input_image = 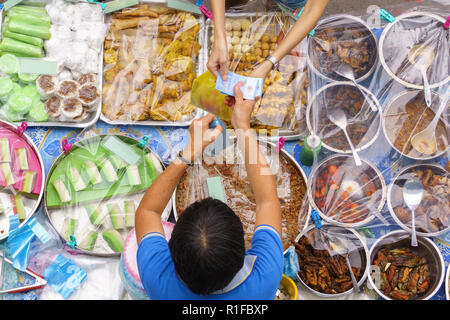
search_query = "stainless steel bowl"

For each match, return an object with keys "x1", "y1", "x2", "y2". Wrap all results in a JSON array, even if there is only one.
[
  {"x1": 306, "y1": 14, "x2": 378, "y2": 83},
  {"x1": 368, "y1": 230, "x2": 445, "y2": 300},
  {"x1": 378, "y1": 11, "x2": 450, "y2": 90},
  {"x1": 446, "y1": 262, "x2": 449, "y2": 300},
  {"x1": 382, "y1": 89, "x2": 450, "y2": 161},
  {"x1": 306, "y1": 81, "x2": 382, "y2": 154},
  {"x1": 0, "y1": 120, "x2": 45, "y2": 241},
  {"x1": 387, "y1": 163, "x2": 450, "y2": 237},
  {"x1": 307, "y1": 154, "x2": 387, "y2": 228},
  {"x1": 293, "y1": 223, "x2": 370, "y2": 298},
  {"x1": 43, "y1": 134, "x2": 171, "y2": 257}
]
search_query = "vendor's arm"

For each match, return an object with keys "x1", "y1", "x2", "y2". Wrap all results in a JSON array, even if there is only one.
[
  {"x1": 230, "y1": 83, "x2": 282, "y2": 234},
  {"x1": 207, "y1": 0, "x2": 229, "y2": 80},
  {"x1": 250, "y1": 0, "x2": 329, "y2": 79},
  {"x1": 135, "y1": 114, "x2": 223, "y2": 244}
]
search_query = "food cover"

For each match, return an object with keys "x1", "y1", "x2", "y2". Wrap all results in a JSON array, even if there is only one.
[
  {"x1": 292, "y1": 223, "x2": 369, "y2": 297},
  {"x1": 174, "y1": 138, "x2": 309, "y2": 250},
  {"x1": 207, "y1": 12, "x2": 309, "y2": 136},
  {"x1": 368, "y1": 230, "x2": 445, "y2": 300},
  {"x1": 44, "y1": 128, "x2": 170, "y2": 256},
  {"x1": 101, "y1": 4, "x2": 203, "y2": 123},
  {"x1": 0, "y1": 120, "x2": 44, "y2": 240}
]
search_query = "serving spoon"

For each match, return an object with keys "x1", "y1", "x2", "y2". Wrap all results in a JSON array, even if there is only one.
[
  {"x1": 328, "y1": 108, "x2": 362, "y2": 166},
  {"x1": 334, "y1": 64, "x2": 378, "y2": 112},
  {"x1": 407, "y1": 44, "x2": 435, "y2": 107},
  {"x1": 402, "y1": 179, "x2": 424, "y2": 247},
  {"x1": 410, "y1": 91, "x2": 449, "y2": 155}
]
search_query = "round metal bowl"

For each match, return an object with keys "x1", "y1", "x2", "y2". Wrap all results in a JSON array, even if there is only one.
[
  {"x1": 368, "y1": 230, "x2": 445, "y2": 300},
  {"x1": 43, "y1": 134, "x2": 171, "y2": 257},
  {"x1": 382, "y1": 89, "x2": 449, "y2": 161},
  {"x1": 293, "y1": 223, "x2": 370, "y2": 298},
  {"x1": 306, "y1": 14, "x2": 378, "y2": 83},
  {"x1": 445, "y1": 262, "x2": 449, "y2": 300},
  {"x1": 306, "y1": 81, "x2": 382, "y2": 154},
  {"x1": 378, "y1": 11, "x2": 450, "y2": 90},
  {"x1": 0, "y1": 120, "x2": 45, "y2": 241},
  {"x1": 307, "y1": 154, "x2": 387, "y2": 228},
  {"x1": 387, "y1": 163, "x2": 450, "y2": 237}
]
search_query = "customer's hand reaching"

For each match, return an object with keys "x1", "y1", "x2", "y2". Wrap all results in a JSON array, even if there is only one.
[{"x1": 228, "y1": 82, "x2": 256, "y2": 131}]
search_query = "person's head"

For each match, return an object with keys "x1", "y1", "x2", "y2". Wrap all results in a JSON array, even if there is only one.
[{"x1": 169, "y1": 198, "x2": 245, "y2": 295}]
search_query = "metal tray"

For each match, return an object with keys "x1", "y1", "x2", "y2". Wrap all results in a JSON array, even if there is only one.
[
  {"x1": 0, "y1": 119, "x2": 45, "y2": 241},
  {"x1": 43, "y1": 134, "x2": 172, "y2": 257},
  {"x1": 0, "y1": 3, "x2": 104, "y2": 128},
  {"x1": 100, "y1": 7, "x2": 207, "y2": 127},
  {"x1": 204, "y1": 12, "x2": 308, "y2": 141}
]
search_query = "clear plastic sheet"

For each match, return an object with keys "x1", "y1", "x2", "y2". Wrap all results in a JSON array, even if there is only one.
[
  {"x1": 207, "y1": 12, "x2": 309, "y2": 135},
  {"x1": 0, "y1": 119, "x2": 44, "y2": 240},
  {"x1": 101, "y1": 3, "x2": 203, "y2": 123},
  {"x1": 297, "y1": 4, "x2": 449, "y2": 300},
  {"x1": 43, "y1": 126, "x2": 169, "y2": 256},
  {"x1": 174, "y1": 138, "x2": 309, "y2": 251}
]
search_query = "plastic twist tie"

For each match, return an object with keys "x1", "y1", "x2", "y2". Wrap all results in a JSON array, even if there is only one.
[
  {"x1": 380, "y1": 9, "x2": 395, "y2": 23},
  {"x1": 66, "y1": 234, "x2": 77, "y2": 249},
  {"x1": 444, "y1": 16, "x2": 450, "y2": 30},
  {"x1": 138, "y1": 135, "x2": 149, "y2": 148},
  {"x1": 87, "y1": 0, "x2": 106, "y2": 10},
  {"x1": 311, "y1": 210, "x2": 322, "y2": 229},
  {"x1": 61, "y1": 139, "x2": 72, "y2": 154},
  {"x1": 276, "y1": 137, "x2": 286, "y2": 153}
]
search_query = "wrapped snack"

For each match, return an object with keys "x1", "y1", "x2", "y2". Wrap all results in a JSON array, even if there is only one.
[
  {"x1": 15, "y1": 147, "x2": 29, "y2": 170},
  {"x1": 20, "y1": 171, "x2": 36, "y2": 193},
  {"x1": 56, "y1": 80, "x2": 79, "y2": 99},
  {"x1": 84, "y1": 160, "x2": 102, "y2": 185},
  {"x1": 60, "y1": 97, "x2": 83, "y2": 119},
  {"x1": 28, "y1": 100, "x2": 50, "y2": 122},
  {"x1": 7, "y1": 92, "x2": 33, "y2": 115},
  {"x1": 103, "y1": 229, "x2": 124, "y2": 253},
  {"x1": 107, "y1": 203, "x2": 125, "y2": 230},
  {"x1": 79, "y1": 231, "x2": 98, "y2": 251},
  {"x1": 12, "y1": 193, "x2": 26, "y2": 220},
  {"x1": 68, "y1": 167, "x2": 86, "y2": 192},
  {"x1": 85, "y1": 205, "x2": 105, "y2": 226},
  {"x1": 124, "y1": 200, "x2": 135, "y2": 228},
  {"x1": 0, "y1": 77, "x2": 14, "y2": 103},
  {"x1": 77, "y1": 73, "x2": 96, "y2": 86},
  {"x1": 78, "y1": 83, "x2": 99, "y2": 110},
  {"x1": 2, "y1": 30, "x2": 43, "y2": 48},
  {"x1": 52, "y1": 178, "x2": 71, "y2": 203},
  {"x1": 0, "y1": 37, "x2": 43, "y2": 57},
  {"x1": 6, "y1": 20, "x2": 50, "y2": 40},
  {"x1": 0, "y1": 163, "x2": 15, "y2": 185},
  {"x1": 0, "y1": 54, "x2": 19, "y2": 75},
  {"x1": 61, "y1": 217, "x2": 77, "y2": 239},
  {"x1": 100, "y1": 159, "x2": 119, "y2": 183},
  {"x1": 125, "y1": 165, "x2": 141, "y2": 186},
  {"x1": 0, "y1": 138, "x2": 11, "y2": 162},
  {"x1": 36, "y1": 75, "x2": 58, "y2": 99}
]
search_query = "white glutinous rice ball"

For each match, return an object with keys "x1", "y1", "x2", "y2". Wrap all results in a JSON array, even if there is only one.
[{"x1": 58, "y1": 69, "x2": 73, "y2": 82}]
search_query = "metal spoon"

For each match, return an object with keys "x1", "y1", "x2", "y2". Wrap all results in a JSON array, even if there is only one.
[
  {"x1": 408, "y1": 44, "x2": 435, "y2": 107},
  {"x1": 410, "y1": 91, "x2": 449, "y2": 155},
  {"x1": 402, "y1": 179, "x2": 424, "y2": 247},
  {"x1": 334, "y1": 64, "x2": 378, "y2": 112},
  {"x1": 328, "y1": 108, "x2": 362, "y2": 166},
  {"x1": 326, "y1": 234, "x2": 360, "y2": 293}
]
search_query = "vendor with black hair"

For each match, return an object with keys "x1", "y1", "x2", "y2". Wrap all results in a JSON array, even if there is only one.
[{"x1": 135, "y1": 82, "x2": 283, "y2": 300}]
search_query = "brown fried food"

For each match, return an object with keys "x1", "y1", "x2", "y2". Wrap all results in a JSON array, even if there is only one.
[{"x1": 111, "y1": 17, "x2": 150, "y2": 31}]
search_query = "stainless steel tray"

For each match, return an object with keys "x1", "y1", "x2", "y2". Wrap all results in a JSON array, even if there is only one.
[
  {"x1": 204, "y1": 12, "x2": 308, "y2": 141},
  {"x1": 0, "y1": 3, "x2": 104, "y2": 128},
  {"x1": 100, "y1": 7, "x2": 207, "y2": 127},
  {"x1": 0, "y1": 119, "x2": 45, "y2": 241},
  {"x1": 43, "y1": 134, "x2": 172, "y2": 257}
]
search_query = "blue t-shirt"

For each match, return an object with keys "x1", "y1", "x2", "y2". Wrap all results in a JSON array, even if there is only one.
[
  {"x1": 274, "y1": 0, "x2": 307, "y2": 10},
  {"x1": 136, "y1": 224, "x2": 284, "y2": 300}
]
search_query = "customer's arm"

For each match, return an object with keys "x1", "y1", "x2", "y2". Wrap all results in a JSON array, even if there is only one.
[
  {"x1": 231, "y1": 83, "x2": 282, "y2": 234},
  {"x1": 250, "y1": 0, "x2": 329, "y2": 79},
  {"x1": 207, "y1": 0, "x2": 228, "y2": 80},
  {"x1": 135, "y1": 114, "x2": 223, "y2": 244}
]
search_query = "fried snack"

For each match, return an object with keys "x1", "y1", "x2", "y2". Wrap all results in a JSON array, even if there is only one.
[
  {"x1": 373, "y1": 247, "x2": 430, "y2": 300},
  {"x1": 110, "y1": 17, "x2": 150, "y2": 31},
  {"x1": 115, "y1": 4, "x2": 158, "y2": 18},
  {"x1": 293, "y1": 231, "x2": 363, "y2": 294}
]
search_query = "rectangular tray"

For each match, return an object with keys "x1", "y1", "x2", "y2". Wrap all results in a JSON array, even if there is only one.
[
  {"x1": 0, "y1": 3, "x2": 104, "y2": 129},
  {"x1": 205, "y1": 12, "x2": 309, "y2": 141},
  {"x1": 100, "y1": 3, "x2": 207, "y2": 127}
]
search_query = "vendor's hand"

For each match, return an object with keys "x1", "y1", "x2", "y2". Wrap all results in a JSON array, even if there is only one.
[
  {"x1": 181, "y1": 113, "x2": 223, "y2": 162},
  {"x1": 207, "y1": 38, "x2": 229, "y2": 81},
  {"x1": 249, "y1": 60, "x2": 272, "y2": 79},
  {"x1": 229, "y1": 82, "x2": 256, "y2": 131}
]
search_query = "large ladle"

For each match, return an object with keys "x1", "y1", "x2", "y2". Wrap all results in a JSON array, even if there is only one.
[
  {"x1": 407, "y1": 44, "x2": 435, "y2": 107},
  {"x1": 410, "y1": 91, "x2": 449, "y2": 155}
]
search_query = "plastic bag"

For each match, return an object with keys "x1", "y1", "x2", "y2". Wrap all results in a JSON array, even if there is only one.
[
  {"x1": 174, "y1": 137, "x2": 309, "y2": 251},
  {"x1": 298, "y1": 5, "x2": 449, "y2": 300},
  {"x1": 102, "y1": 3, "x2": 203, "y2": 123},
  {"x1": 0, "y1": 119, "x2": 44, "y2": 241},
  {"x1": 43, "y1": 125, "x2": 170, "y2": 256},
  {"x1": 207, "y1": 11, "x2": 309, "y2": 136}
]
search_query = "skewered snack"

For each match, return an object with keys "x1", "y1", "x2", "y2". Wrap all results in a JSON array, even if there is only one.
[
  {"x1": 373, "y1": 247, "x2": 430, "y2": 300},
  {"x1": 102, "y1": 5, "x2": 201, "y2": 122},
  {"x1": 293, "y1": 229, "x2": 364, "y2": 294}
]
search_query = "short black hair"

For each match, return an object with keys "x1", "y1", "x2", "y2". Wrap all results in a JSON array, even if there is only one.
[{"x1": 169, "y1": 198, "x2": 245, "y2": 295}]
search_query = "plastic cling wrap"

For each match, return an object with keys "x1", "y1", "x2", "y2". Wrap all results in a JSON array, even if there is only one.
[
  {"x1": 299, "y1": 6, "x2": 449, "y2": 300},
  {"x1": 44, "y1": 129, "x2": 170, "y2": 256},
  {"x1": 0, "y1": 119, "x2": 45, "y2": 240},
  {"x1": 174, "y1": 138, "x2": 309, "y2": 250},
  {"x1": 207, "y1": 12, "x2": 309, "y2": 137},
  {"x1": 101, "y1": 4, "x2": 204, "y2": 123}
]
